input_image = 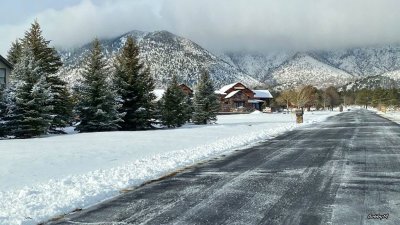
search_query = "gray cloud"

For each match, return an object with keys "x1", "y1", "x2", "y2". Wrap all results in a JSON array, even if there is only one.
[
  {"x1": 1, "y1": 0, "x2": 400, "y2": 55},
  {"x1": 163, "y1": 0, "x2": 400, "y2": 52}
]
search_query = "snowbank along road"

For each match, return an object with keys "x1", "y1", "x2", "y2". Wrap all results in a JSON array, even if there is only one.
[{"x1": 49, "y1": 109, "x2": 400, "y2": 225}]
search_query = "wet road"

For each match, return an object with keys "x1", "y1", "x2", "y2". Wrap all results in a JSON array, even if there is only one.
[{"x1": 50, "y1": 110, "x2": 400, "y2": 225}]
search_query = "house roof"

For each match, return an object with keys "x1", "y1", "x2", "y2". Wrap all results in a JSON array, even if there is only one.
[
  {"x1": 224, "y1": 90, "x2": 241, "y2": 99},
  {"x1": 214, "y1": 90, "x2": 227, "y2": 95},
  {"x1": 219, "y1": 82, "x2": 241, "y2": 93},
  {"x1": 179, "y1": 83, "x2": 193, "y2": 92},
  {"x1": 253, "y1": 90, "x2": 273, "y2": 98},
  {"x1": 0, "y1": 55, "x2": 13, "y2": 69}
]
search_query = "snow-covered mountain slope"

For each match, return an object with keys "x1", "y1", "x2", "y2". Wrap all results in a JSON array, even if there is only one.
[
  {"x1": 222, "y1": 51, "x2": 295, "y2": 83},
  {"x1": 268, "y1": 53, "x2": 355, "y2": 89},
  {"x1": 59, "y1": 29, "x2": 400, "y2": 90},
  {"x1": 382, "y1": 70, "x2": 400, "y2": 81},
  {"x1": 315, "y1": 46, "x2": 400, "y2": 76},
  {"x1": 223, "y1": 45, "x2": 400, "y2": 90},
  {"x1": 340, "y1": 75, "x2": 400, "y2": 91},
  {"x1": 58, "y1": 30, "x2": 261, "y2": 89}
]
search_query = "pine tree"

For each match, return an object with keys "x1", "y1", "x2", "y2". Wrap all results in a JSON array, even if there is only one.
[
  {"x1": 0, "y1": 89, "x2": 6, "y2": 137},
  {"x1": 114, "y1": 36, "x2": 156, "y2": 130},
  {"x1": 45, "y1": 72, "x2": 72, "y2": 130},
  {"x1": 160, "y1": 75, "x2": 188, "y2": 128},
  {"x1": 3, "y1": 49, "x2": 52, "y2": 138},
  {"x1": 385, "y1": 88, "x2": 399, "y2": 107},
  {"x1": 75, "y1": 39, "x2": 121, "y2": 132},
  {"x1": 0, "y1": 83, "x2": 17, "y2": 137},
  {"x1": 7, "y1": 39, "x2": 23, "y2": 65},
  {"x1": 371, "y1": 88, "x2": 385, "y2": 107},
  {"x1": 22, "y1": 20, "x2": 63, "y2": 74},
  {"x1": 192, "y1": 71, "x2": 219, "y2": 124},
  {"x1": 355, "y1": 89, "x2": 370, "y2": 108},
  {"x1": 22, "y1": 20, "x2": 72, "y2": 129},
  {"x1": 183, "y1": 95, "x2": 194, "y2": 122}
]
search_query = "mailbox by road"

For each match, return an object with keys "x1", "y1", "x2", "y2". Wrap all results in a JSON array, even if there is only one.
[{"x1": 295, "y1": 109, "x2": 304, "y2": 123}]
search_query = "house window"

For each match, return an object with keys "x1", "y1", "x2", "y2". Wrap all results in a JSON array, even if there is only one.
[
  {"x1": 235, "y1": 101, "x2": 244, "y2": 108},
  {"x1": 0, "y1": 69, "x2": 5, "y2": 85}
]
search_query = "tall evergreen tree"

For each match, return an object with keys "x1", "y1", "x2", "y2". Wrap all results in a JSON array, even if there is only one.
[
  {"x1": 371, "y1": 88, "x2": 385, "y2": 107},
  {"x1": 22, "y1": 20, "x2": 63, "y2": 74},
  {"x1": 0, "y1": 89, "x2": 6, "y2": 137},
  {"x1": 3, "y1": 50, "x2": 52, "y2": 138},
  {"x1": 75, "y1": 39, "x2": 121, "y2": 132},
  {"x1": 183, "y1": 94, "x2": 194, "y2": 122},
  {"x1": 385, "y1": 88, "x2": 399, "y2": 107},
  {"x1": 355, "y1": 89, "x2": 370, "y2": 108},
  {"x1": 160, "y1": 75, "x2": 188, "y2": 128},
  {"x1": 22, "y1": 20, "x2": 72, "y2": 129},
  {"x1": 114, "y1": 36, "x2": 156, "y2": 130},
  {"x1": 7, "y1": 39, "x2": 23, "y2": 65},
  {"x1": 192, "y1": 71, "x2": 219, "y2": 124}
]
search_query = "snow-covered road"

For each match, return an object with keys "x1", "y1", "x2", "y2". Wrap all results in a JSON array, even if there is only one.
[
  {"x1": 50, "y1": 110, "x2": 400, "y2": 225},
  {"x1": 0, "y1": 111, "x2": 338, "y2": 225}
]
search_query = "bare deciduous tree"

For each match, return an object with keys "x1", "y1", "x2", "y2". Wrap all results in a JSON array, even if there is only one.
[
  {"x1": 276, "y1": 89, "x2": 296, "y2": 110},
  {"x1": 324, "y1": 86, "x2": 340, "y2": 110},
  {"x1": 294, "y1": 85, "x2": 318, "y2": 110}
]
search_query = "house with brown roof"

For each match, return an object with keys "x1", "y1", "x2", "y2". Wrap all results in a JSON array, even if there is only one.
[
  {"x1": 215, "y1": 82, "x2": 273, "y2": 112},
  {"x1": 152, "y1": 84, "x2": 193, "y2": 102},
  {"x1": 179, "y1": 84, "x2": 193, "y2": 97},
  {"x1": 0, "y1": 55, "x2": 13, "y2": 89}
]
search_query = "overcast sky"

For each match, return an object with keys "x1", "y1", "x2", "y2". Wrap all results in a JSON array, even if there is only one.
[{"x1": 1, "y1": 0, "x2": 400, "y2": 55}]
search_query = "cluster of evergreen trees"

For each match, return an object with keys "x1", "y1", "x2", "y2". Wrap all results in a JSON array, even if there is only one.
[
  {"x1": 0, "y1": 21, "x2": 72, "y2": 138},
  {"x1": 274, "y1": 85, "x2": 400, "y2": 111},
  {"x1": 343, "y1": 88, "x2": 400, "y2": 109},
  {"x1": 0, "y1": 21, "x2": 219, "y2": 139},
  {"x1": 159, "y1": 71, "x2": 218, "y2": 128}
]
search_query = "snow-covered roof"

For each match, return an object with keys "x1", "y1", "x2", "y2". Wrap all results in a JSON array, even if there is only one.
[
  {"x1": 225, "y1": 90, "x2": 240, "y2": 99},
  {"x1": 214, "y1": 90, "x2": 227, "y2": 95},
  {"x1": 248, "y1": 99, "x2": 264, "y2": 103},
  {"x1": 253, "y1": 90, "x2": 273, "y2": 98},
  {"x1": 152, "y1": 89, "x2": 165, "y2": 101},
  {"x1": 219, "y1": 82, "x2": 241, "y2": 93}
]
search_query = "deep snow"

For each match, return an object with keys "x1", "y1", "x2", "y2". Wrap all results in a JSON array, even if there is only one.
[{"x1": 0, "y1": 111, "x2": 339, "y2": 225}]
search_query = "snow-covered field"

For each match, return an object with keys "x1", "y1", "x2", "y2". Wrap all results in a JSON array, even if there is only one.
[
  {"x1": 377, "y1": 110, "x2": 400, "y2": 123},
  {"x1": 0, "y1": 111, "x2": 340, "y2": 225}
]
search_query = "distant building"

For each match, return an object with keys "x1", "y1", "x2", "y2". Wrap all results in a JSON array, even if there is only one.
[
  {"x1": 152, "y1": 84, "x2": 193, "y2": 102},
  {"x1": 179, "y1": 84, "x2": 193, "y2": 97},
  {"x1": 0, "y1": 55, "x2": 13, "y2": 89},
  {"x1": 253, "y1": 90, "x2": 273, "y2": 109},
  {"x1": 215, "y1": 82, "x2": 273, "y2": 112}
]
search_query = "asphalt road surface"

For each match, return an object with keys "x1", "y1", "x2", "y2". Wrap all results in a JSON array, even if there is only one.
[{"x1": 50, "y1": 110, "x2": 400, "y2": 225}]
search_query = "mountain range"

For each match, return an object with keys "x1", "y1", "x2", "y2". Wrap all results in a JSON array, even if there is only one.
[{"x1": 58, "y1": 30, "x2": 400, "y2": 91}]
